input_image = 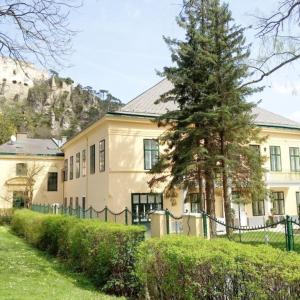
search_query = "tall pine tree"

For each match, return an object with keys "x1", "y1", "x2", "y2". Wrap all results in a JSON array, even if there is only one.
[{"x1": 149, "y1": 0, "x2": 266, "y2": 234}]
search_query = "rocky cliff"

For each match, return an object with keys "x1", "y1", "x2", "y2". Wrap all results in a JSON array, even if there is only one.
[{"x1": 0, "y1": 58, "x2": 123, "y2": 139}]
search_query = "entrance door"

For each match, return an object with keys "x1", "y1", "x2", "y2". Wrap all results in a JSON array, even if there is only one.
[
  {"x1": 131, "y1": 193, "x2": 163, "y2": 224},
  {"x1": 13, "y1": 191, "x2": 28, "y2": 208}
]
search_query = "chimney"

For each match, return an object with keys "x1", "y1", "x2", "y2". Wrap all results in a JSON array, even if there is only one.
[{"x1": 16, "y1": 133, "x2": 28, "y2": 140}]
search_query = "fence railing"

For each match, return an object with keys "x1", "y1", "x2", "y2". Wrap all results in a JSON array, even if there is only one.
[
  {"x1": 158, "y1": 209, "x2": 300, "y2": 253},
  {"x1": 31, "y1": 204, "x2": 132, "y2": 225}
]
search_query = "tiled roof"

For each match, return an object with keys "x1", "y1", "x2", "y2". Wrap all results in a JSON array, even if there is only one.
[
  {"x1": 0, "y1": 137, "x2": 63, "y2": 156},
  {"x1": 121, "y1": 79, "x2": 300, "y2": 129}
]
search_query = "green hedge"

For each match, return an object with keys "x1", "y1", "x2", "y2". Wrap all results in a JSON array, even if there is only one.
[
  {"x1": 11, "y1": 210, "x2": 145, "y2": 297},
  {"x1": 136, "y1": 235, "x2": 300, "y2": 299},
  {"x1": 0, "y1": 208, "x2": 13, "y2": 225}
]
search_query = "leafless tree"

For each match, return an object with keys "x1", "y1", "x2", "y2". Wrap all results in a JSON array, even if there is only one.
[
  {"x1": 24, "y1": 162, "x2": 44, "y2": 208},
  {"x1": 243, "y1": 0, "x2": 300, "y2": 87},
  {"x1": 0, "y1": 0, "x2": 80, "y2": 68}
]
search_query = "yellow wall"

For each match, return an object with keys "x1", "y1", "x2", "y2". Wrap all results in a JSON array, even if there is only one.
[
  {"x1": 62, "y1": 116, "x2": 300, "y2": 221},
  {"x1": 0, "y1": 155, "x2": 64, "y2": 208}
]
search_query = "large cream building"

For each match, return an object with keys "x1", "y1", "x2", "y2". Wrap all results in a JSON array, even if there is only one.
[{"x1": 1, "y1": 79, "x2": 300, "y2": 226}]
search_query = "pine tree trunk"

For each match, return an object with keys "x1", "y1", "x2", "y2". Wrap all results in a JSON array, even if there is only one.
[
  {"x1": 220, "y1": 132, "x2": 233, "y2": 235},
  {"x1": 205, "y1": 168, "x2": 216, "y2": 236}
]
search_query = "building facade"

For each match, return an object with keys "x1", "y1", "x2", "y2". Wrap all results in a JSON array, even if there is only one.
[
  {"x1": 1, "y1": 79, "x2": 300, "y2": 226},
  {"x1": 0, "y1": 133, "x2": 64, "y2": 208}
]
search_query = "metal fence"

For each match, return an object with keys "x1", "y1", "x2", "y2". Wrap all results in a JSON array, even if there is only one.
[
  {"x1": 160, "y1": 209, "x2": 300, "y2": 253},
  {"x1": 31, "y1": 204, "x2": 133, "y2": 225}
]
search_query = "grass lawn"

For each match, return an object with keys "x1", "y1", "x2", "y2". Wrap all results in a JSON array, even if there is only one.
[
  {"x1": 228, "y1": 231, "x2": 300, "y2": 253},
  {"x1": 0, "y1": 226, "x2": 123, "y2": 300}
]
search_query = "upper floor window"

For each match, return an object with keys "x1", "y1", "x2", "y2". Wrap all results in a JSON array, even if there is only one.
[
  {"x1": 270, "y1": 146, "x2": 282, "y2": 171},
  {"x1": 16, "y1": 163, "x2": 27, "y2": 176},
  {"x1": 144, "y1": 139, "x2": 159, "y2": 170},
  {"x1": 290, "y1": 147, "x2": 300, "y2": 172},
  {"x1": 70, "y1": 156, "x2": 74, "y2": 180},
  {"x1": 47, "y1": 172, "x2": 58, "y2": 191},
  {"x1": 99, "y1": 139, "x2": 105, "y2": 172},
  {"x1": 90, "y1": 144, "x2": 95, "y2": 174},
  {"x1": 64, "y1": 159, "x2": 68, "y2": 181},
  {"x1": 252, "y1": 199, "x2": 265, "y2": 216},
  {"x1": 82, "y1": 149, "x2": 87, "y2": 177},
  {"x1": 250, "y1": 144, "x2": 260, "y2": 156},
  {"x1": 272, "y1": 191, "x2": 285, "y2": 215},
  {"x1": 76, "y1": 152, "x2": 80, "y2": 178}
]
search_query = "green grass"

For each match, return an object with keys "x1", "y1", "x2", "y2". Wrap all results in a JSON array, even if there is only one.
[
  {"x1": 0, "y1": 226, "x2": 123, "y2": 300},
  {"x1": 228, "y1": 231, "x2": 300, "y2": 253}
]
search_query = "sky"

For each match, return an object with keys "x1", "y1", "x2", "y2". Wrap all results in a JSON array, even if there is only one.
[{"x1": 57, "y1": 0, "x2": 300, "y2": 122}]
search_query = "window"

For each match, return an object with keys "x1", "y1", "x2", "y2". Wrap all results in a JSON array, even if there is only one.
[
  {"x1": 47, "y1": 172, "x2": 58, "y2": 191},
  {"x1": 16, "y1": 163, "x2": 27, "y2": 176},
  {"x1": 144, "y1": 139, "x2": 159, "y2": 170},
  {"x1": 70, "y1": 197, "x2": 73, "y2": 208},
  {"x1": 252, "y1": 199, "x2": 265, "y2": 216},
  {"x1": 64, "y1": 159, "x2": 68, "y2": 181},
  {"x1": 82, "y1": 150, "x2": 87, "y2": 177},
  {"x1": 13, "y1": 191, "x2": 28, "y2": 208},
  {"x1": 272, "y1": 191, "x2": 285, "y2": 215},
  {"x1": 82, "y1": 197, "x2": 86, "y2": 210},
  {"x1": 99, "y1": 140, "x2": 105, "y2": 172},
  {"x1": 186, "y1": 193, "x2": 205, "y2": 213},
  {"x1": 64, "y1": 197, "x2": 67, "y2": 207},
  {"x1": 90, "y1": 145, "x2": 95, "y2": 174},
  {"x1": 290, "y1": 147, "x2": 300, "y2": 172},
  {"x1": 70, "y1": 156, "x2": 74, "y2": 180},
  {"x1": 250, "y1": 144, "x2": 260, "y2": 155},
  {"x1": 75, "y1": 197, "x2": 79, "y2": 209},
  {"x1": 76, "y1": 152, "x2": 80, "y2": 178},
  {"x1": 131, "y1": 193, "x2": 163, "y2": 224},
  {"x1": 296, "y1": 192, "x2": 300, "y2": 216},
  {"x1": 270, "y1": 146, "x2": 282, "y2": 171}
]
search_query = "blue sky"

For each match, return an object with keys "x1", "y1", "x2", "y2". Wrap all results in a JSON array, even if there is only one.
[{"x1": 58, "y1": 0, "x2": 300, "y2": 121}]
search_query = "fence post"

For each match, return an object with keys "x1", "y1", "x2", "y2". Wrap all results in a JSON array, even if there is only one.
[
  {"x1": 285, "y1": 215, "x2": 294, "y2": 251},
  {"x1": 105, "y1": 206, "x2": 108, "y2": 222},
  {"x1": 165, "y1": 209, "x2": 170, "y2": 234},
  {"x1": 202, "y1": 212, "x2": 208, "y2": 238},
  {"x1": 125, "y1": 207, "x2": 128, "y2": 225},
  {"x1": 89, "y1": 206, "x2": 93, "y2": 219}
]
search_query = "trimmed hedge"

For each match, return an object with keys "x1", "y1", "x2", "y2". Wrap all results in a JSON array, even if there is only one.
[
  {"x1": 0, "y1": 208, "x2": 13, "y2": 225},
  {"x1": 136, "y1": 235, "x2": 300, "y2": 299},
  {"x1": 11, "y1": 210, "x2": 145, "y2": 297}
]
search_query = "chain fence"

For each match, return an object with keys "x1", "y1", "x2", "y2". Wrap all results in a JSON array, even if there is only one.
[
  {"x1": 31, "y1": 204, "x2": 132, "y2": 225},
  {"x1": 159, "y1": 209, "x2": 300, "y2": 253}
]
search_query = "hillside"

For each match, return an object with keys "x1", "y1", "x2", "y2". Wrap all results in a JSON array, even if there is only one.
[{"x1": 0, "y1": 58, "x2": 123, "y2": 140}]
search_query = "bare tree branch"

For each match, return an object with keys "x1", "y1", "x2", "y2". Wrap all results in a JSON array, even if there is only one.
[{"x1": 0, "y1": 0, "x2": 81, "y2": 68}]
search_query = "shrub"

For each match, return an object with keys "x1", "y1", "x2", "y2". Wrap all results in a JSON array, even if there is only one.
[
  {"x1": 0, "y1": 208, "x2": 13, "y2": 225},
  {"x1": 11, "y1": 210, "x2": 145, "y2": 297},
  {"x1": 136, "y1": 235, "x2": 300, "y2": 299}
]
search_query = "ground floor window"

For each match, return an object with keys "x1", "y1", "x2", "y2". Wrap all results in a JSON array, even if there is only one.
[
  {"x1": 272, "y1": 191, "x2": 285, "y2": 215},
  {"x1": 186, "y1": 193, "x2": 204, "y2": 213},
  {"x1": 296, "y1": 192, "x2": 300, "y2": 217},
  {"x1": 82, "y1": 197, "x2": 86, "y2": 210},
  {"x1": 252, "y1": 199, "x2": 265, "y2": 216},
  {"x1": 13, "y1": 191, "x2": 28, "y2": 208},
  {"x1": 131, "y1": 193, "x2": 163, "y2": 224}
]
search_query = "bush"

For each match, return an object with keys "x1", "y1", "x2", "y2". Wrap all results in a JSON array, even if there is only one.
[
  {"x1": 0, "y1": 208, "x2": 14, "y2": 225},
  {"x1": 136, "y1": 235, "x2": 300, "y2": 299},
  {"x1": 11, "y1": 210, "x2": 145, "y2": 297}
]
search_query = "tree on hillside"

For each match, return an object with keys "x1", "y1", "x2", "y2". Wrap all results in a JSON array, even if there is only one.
[
  {"x1": 0, "y1": 0, "x2": 80, "y2": 67},
  {"x1": 149, "y1": 0, "x2": 266, "y2": 234},
  {"x1": 0, "y1": 113, "x2": 16, "y2": 144}
]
